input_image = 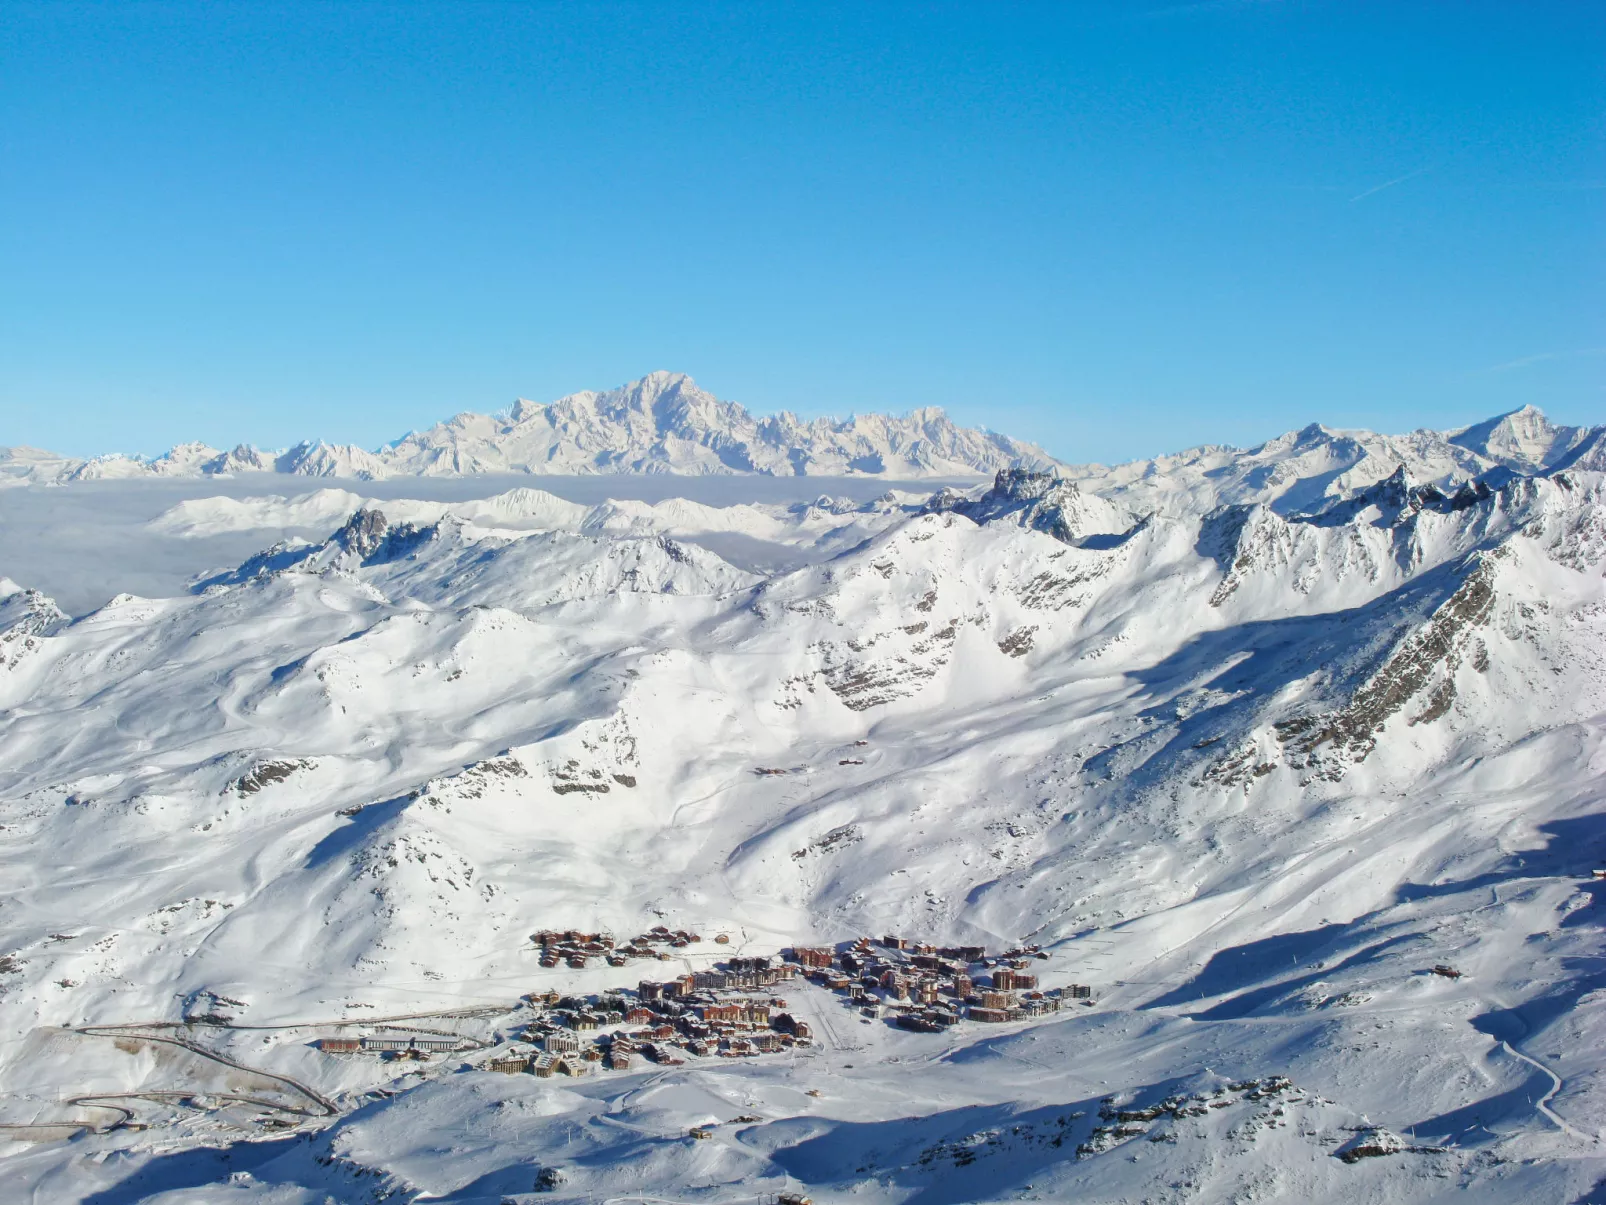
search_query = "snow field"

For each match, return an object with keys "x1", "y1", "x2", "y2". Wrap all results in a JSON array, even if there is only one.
[{"x1": 1, "y1": 438, "x2": 1603, "y2": 1201}]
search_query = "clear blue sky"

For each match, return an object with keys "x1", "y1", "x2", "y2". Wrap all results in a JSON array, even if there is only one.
[{"x1": 2, "y1": 2, "x2": 1601, "y2": 465}]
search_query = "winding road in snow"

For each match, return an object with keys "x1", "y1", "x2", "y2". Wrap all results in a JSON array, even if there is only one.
[
  {"x1": 1480, "y1": 1006, "x2": 1602, "y2": 1148},
  {"x1": 1494, "y1": 1040, "x2": 1589, "y2": 1142},
  {"x1": 1476, "y1": 986, "x2": 1600, "y2": 1147},
  {"x1": 75, "y1": 1023, "x2": 338, "y2": 1118}
]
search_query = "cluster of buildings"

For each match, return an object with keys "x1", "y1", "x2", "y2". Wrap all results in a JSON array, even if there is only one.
[
  {"x1": 532, "y1": 924, "x2": 728, "y2": 970},
  {"x1": 792, "y1": 934, "x2": 1092, "y2": 1030},
  {"x1": 316, "y1": 1034, "x2": 476, "y2": 1058},
  {"x1": 316, "y1": 933, "x2": 1095, "y2": 1078},
  {"x1": 490, "y1": 955, "x2": 812, "y2": 1074}
]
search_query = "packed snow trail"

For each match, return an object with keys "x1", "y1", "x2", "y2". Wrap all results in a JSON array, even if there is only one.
[{"x1": 1494, "y1": 1040, "x2": 1592, "y2": 1143}]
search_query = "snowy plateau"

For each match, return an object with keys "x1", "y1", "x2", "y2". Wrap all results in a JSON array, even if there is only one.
[{"x1": 0, "y1": 395, "x2": 1605, "y2": 1204}]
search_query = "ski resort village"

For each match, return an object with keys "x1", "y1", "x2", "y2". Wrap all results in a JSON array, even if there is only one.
[{"x1": 312, "y1": 931, "x2": 1090, "y2": 1079}]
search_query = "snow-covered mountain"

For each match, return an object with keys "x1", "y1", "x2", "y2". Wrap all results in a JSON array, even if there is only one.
[
  {"x1": 2, "y1": 415, "x2": 1605, "y2": 1202},
  {"x1": 4, "y1": 372, "x2": 1057, "y2": 483},
  {"x1": 7, "y1": 371, "x2": 1600, "y2": 496},
  {"x1": 1058, "y1": 402, "x2": 1605, "y2": 518}
]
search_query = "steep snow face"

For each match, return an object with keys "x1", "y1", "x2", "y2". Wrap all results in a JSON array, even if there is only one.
[
  {"x1": 2, "y1": 460, "x2": 1605, "y2": 1202},
  {"x1": 1448, "y1": 403, "x2": 1596, "y2": 470}
]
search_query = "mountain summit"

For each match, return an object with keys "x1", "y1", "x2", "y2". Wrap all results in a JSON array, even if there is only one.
[{"x1": 375, "y1": 371, "x2": 1057, "y2": 478}]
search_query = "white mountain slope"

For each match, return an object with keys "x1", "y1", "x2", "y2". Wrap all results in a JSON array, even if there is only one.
[{"x1": 1, "y1": 454, "x2": 1604, "y2": 1202}]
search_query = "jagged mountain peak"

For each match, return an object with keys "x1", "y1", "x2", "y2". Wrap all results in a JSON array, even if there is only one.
[
  {"x1": 508, "y1": 369, "x2": 710, "y2": 424},
  {"x1": 169, "y1": 372, "x2": 1052, "y2": 481},
  {"x1": 4, "y1": 372, "x2": 1059, "y2": 484},
  {"x1": 430, "y1": 373, "x2": 1048, "y2": 478},
  {"x1": 0, "y1": 577, "x2": 68, "y2": 672},
  {"x1": 1289, "y1": 464, "x2": 1500, "y2": 528}
]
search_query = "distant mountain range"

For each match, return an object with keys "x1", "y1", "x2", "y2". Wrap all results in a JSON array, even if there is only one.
[
  {"x1": 0, "y1": 372, "x2": 1057, "y2": 484},
  {"x1": 2, "y1": 373, "x2": 1598, "y2": 509},
  {"x1": 1055, "y1": 399, "x2": 1605, "y2": 517}
]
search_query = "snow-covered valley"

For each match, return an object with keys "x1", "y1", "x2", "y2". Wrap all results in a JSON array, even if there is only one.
[{"x1": 2, "y1": 404, "x2": 1604, "y2": 1204}]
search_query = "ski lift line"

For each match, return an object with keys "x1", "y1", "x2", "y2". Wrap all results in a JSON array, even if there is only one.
[
  {"x1": 0, "y1": 1118, "x2": 103, "y2": 1136},
  {"x1": 87, "y1": 1003, "x2": 510, "y2": 1033}
]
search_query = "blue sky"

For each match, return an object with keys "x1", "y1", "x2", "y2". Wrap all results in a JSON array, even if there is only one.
[{"x1": 2, "y1": 1, "x2": 1601, "y2": 465}]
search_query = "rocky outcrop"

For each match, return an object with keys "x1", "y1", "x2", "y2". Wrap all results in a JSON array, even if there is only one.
[
  {"x1": 0, "y1": 579, "x2": 68, "y2": 670},
  {"x1": 1290, "y1": 466, "x2": 1496, "y2": 528},
  {"x1": 227, "y1": 759, "x2": 315, "y2": 797},
  {"x1": 1274, "y1": 556, "x2": 1500, "y2": 771},
  {"x1": 332, "y1": 508, "x2": 436, "y2": 565},
  {"x1": 927, "y1": 468, "x2": 1137, "y2": 545}
]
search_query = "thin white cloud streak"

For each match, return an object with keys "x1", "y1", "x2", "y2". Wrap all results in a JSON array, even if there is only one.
[
  {"x1": 1476, "y1": 347, "x2": 1606, "y2": 375},
  {"x1": 1138, "y1": 0, "x2": 1282, "y2": 19},
  {"x1": 1349, "y1": 165, "x2": 1435, "y2": 203}
]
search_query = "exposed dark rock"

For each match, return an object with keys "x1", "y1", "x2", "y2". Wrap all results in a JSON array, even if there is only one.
[
  {"x1": 1277, "y1": 557, "x2": 1498, "y2": 768},
  {"x1": 229, "y1": 758, "x2": 314, "y2": 797},
  {"x1": 927, "y1": 468, "x2": 1135, "y2": 547},
  {"x1": 998, "y1": 626, "x2": 1037, "y2": 657}
]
